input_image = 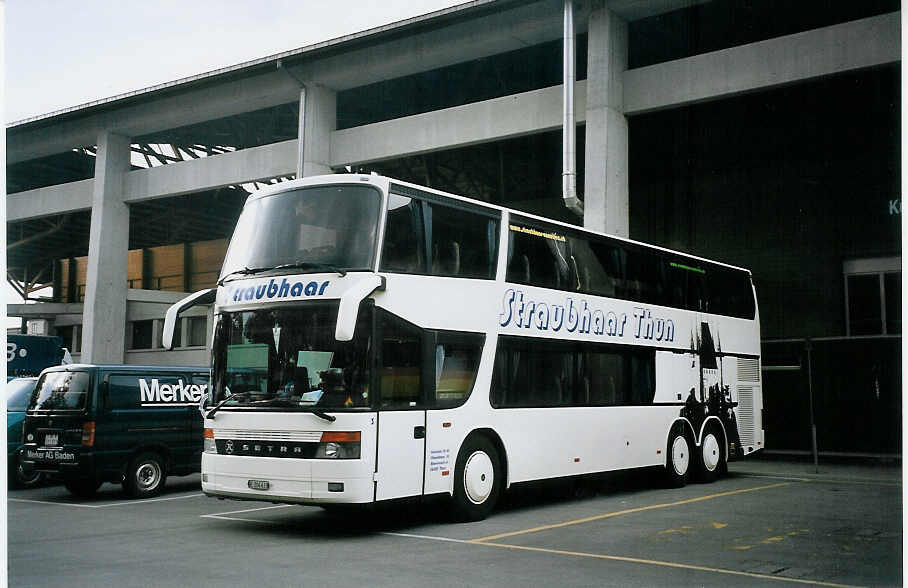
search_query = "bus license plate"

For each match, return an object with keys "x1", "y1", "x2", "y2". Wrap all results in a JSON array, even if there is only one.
[
  {"x1": 44, "y1": 433, "x2": 59, "y2": 447},
  {"x1": 247, "y1": 479, "x2": 270, "y2": 491}
]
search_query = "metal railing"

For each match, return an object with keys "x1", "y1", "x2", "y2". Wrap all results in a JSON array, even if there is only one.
[{"x1": 761, "y1": 335, "x2": 901, "y2": 470}]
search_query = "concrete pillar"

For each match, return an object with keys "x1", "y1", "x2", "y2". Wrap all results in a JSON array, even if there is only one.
[
  {"x1": 81, "y1": 131, "x2": 131, "y2": 363},
  {"x1": 298, "y1": 84, "x2": 336, "y2": 177},
  {"x1": 583, "y1": 3, "x2": 629, "y2": 237}
]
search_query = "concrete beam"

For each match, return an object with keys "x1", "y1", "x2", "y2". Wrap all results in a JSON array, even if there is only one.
[
  {"x1": 8, "y1": 2, "x2": 567, "y2": 165},
  {"x1": 332, "y1": 82, "x2": 586, "y2": 167},
  {"x1": 123, "y1": 139, "x2": 297, "y2": 203},
  {"x1": 7, "y1": 178, "x2": 94, "y2": 222},
  {"x1": 624, "y1": 12, "x2": 901, "y2": 114},
  {"x1": 8, "y1": 10, "x2": 898, "y2": 222},
  {"x1": 286, "y1": 0, "x2": 567, "y2": 91},
  {"x1": 604, "y1": 0, "x2": 710, "y2": 22},
  {"x1": 8, "y1": 71, "x2": 300, "y2": 164},
  {"x1": 7, "y1": 303, "x2": 84, "y2": 317},
  {"x1": 11, "y1": 80, "x2": 583, "y2": 219}
]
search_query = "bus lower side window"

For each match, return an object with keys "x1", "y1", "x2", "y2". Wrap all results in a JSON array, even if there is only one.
[
  {"x1": 491, "y1": 337, "x2": 655, "y2": 408},
  {"x1": 379, "y1": 313, "x2": 422, "y2": 408},
  {"x1": 434, "y1": 333, "x2": 484, "y2": 407}
]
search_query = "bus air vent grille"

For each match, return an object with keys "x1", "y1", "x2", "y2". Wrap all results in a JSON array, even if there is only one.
[
  {"x1": 736, "y1": 386, "x2": 756, "y2": 447},
  {"x1": 737, "y1": 358, "x2": 761, "y2": 382},
  {"x1": 214, "y1": 429, "x2": 322, "y2": 443}
]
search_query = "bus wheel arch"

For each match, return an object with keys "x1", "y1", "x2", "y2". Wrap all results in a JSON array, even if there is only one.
[{"x1": 450, "y1": 429, "x2": 506, "y2": 521}]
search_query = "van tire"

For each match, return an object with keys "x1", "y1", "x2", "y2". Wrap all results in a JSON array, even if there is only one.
[
  {"x1": 65, "y1": 478, "x2": 102, "y2": 498},
  {"x1": 11, "y1": 462, "x2": 43, "y2": 489},
  {"x1": 124, "y1": 452, "x2": 167, "y2": 498},
  {"x1": 451, "y1": 435, "x2": 501, "y2": 522}
]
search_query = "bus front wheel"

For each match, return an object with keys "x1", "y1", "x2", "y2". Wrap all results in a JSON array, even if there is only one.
[
  {"x1": 664, "y1": 425, "x2": 691, "y2": 488},
  {"x1": 451, "y1": 436, "x2": 501, "y2": 522}
]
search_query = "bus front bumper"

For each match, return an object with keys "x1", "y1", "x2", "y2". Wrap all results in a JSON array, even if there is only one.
[{"x1": 201, "y1": 453, "x2": 374, "y2": 504}]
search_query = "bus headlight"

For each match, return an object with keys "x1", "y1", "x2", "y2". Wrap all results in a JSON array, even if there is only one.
[
  {"x1": 325, "y1": 442, "x2": 339, "y2": 458},
  {"x1": 315, "y1": 432, "x2": 361, "y2": 459}
]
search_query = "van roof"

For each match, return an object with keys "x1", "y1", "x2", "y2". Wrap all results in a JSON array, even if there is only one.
[{"x1": 41, "y1": 364, "x2": 208, "y2": 372}]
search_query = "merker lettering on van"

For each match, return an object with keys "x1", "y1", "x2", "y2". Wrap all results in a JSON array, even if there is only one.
[
  {"x1": 140, "y1": 378, "x2": 208, "y2": 407},
  {"x1": 499, "y1": 288, "x2": 675, "y2": 342},
  {"x1": 228, "y1": 278, "x2": 330, "y2": 303}
]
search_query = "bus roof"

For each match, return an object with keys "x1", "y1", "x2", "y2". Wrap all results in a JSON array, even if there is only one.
[{"x1": 243, "y1": 174, "x2": 753, "y2": 276}]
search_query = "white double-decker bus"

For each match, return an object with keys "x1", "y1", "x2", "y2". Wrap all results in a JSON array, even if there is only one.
[{"x1": 164, "y1": 173, "x2": 764, "y2": 521}]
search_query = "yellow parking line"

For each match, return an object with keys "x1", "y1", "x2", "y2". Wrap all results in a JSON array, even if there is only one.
[
  {"x1": 475, "y1": 542, "x2": 860, "y2": 588},
  {"x1": 471, "y1": 482, "x2": 790, "y2": 543}
]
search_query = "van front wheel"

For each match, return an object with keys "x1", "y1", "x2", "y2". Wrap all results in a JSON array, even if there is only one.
[{"x1": 125, "y1": 452, "x2": 167, "y2": 498}]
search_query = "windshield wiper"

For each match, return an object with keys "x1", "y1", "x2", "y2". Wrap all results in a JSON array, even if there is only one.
[
  {"x1": 250, "y1": 398, "x2": 338, "y2": 422},
  {"x1": 271, "y1": 261, "x2": 347, "y2": 277},
  {"x1": 205, "y1": 393, "x2": 248, "y2": 419},
  {"x1": 217, "y1": 266, "x2": 272, "y2": 286},
  {"x1": 310, "y1": 409, "x2": 337, "y2": 422},
  {"x1": 218, "y1": 262, "x2": 347, "y2": 286}
]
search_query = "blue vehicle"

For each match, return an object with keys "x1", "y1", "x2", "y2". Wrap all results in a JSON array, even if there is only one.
[
  {"x1": 7, "y1": 377, "x2": 42, "y2": 488},
  {"x1": 7, "y1": 335, "x2": 67, "y2": 378}
]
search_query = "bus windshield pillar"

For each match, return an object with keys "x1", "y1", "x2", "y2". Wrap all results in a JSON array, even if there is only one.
[{"x1": 335, "y1": 275, "x2": 385, "y2": 341}]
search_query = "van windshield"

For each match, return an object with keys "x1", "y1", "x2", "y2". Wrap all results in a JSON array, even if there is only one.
[{"x1": 29, "y1": 371, "x2": 91, "y2": 412}]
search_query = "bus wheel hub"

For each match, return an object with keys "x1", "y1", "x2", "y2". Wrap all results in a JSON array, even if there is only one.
[{"x1": 463, "y1": 451, "x2": 494, "y2": 504}]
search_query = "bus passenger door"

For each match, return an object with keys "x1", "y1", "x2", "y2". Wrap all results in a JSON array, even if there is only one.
[
  {"x1": 374, "y1": 312, "x2": 426, "y2": 501},
  {"x1": 375, "y1": 411, "x2": 426, "y2": 501}
]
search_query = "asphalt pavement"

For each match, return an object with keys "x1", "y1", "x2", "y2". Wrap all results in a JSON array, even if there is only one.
[{"x1": 7, "y1": 457, "x2": 902, "y2": 587}]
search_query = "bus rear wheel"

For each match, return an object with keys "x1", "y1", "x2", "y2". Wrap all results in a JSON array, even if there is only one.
[
  {"x1": 664, "y1": 425, "x2": 691, "y2": 488},
  {"x1": 697, "y1": 425, "x2": 725, "y2": 483},
  {"x1": 124, "y1": 452, "x2": 167, "y2": 498},
  {"x1": 451, "y1": 436, "x2": 501, "y2": 522}
]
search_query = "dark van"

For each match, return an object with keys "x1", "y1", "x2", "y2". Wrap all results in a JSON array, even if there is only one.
[{"x1": 20, "y1": 364, "x2": 208, "y2": 499}]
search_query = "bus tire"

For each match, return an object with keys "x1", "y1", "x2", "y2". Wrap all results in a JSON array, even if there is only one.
[
  {"x1": 124, "y1": 452, "x2": 167, "y2": 499},
  {"x1": 451, "y1": 436, "x2": 501, "y2": 522},
  {"x1": 664, "y1": 424, "x2": 691, "y2": 488},
  {"x1": 697, "y1": 424, "x2": 725, "y2": 483},
  {"x1": 64, "y1": 478, "x2": 102, "y2": 498}
]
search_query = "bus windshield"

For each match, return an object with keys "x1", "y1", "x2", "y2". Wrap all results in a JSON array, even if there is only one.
[
  {"x1": 211, "y1": 304, "x2": 372, "y2": 410},
  {"x1": 220, "y1": 184, "x2": 382, "y2": 281}
]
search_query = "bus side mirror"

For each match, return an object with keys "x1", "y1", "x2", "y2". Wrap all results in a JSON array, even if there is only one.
[
  {"x1": 335, "y1": 275, "x2": 386, "y2": 342},
  {"x1": 163, "y1": 288, "x2": 217, "y2": 350}
]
